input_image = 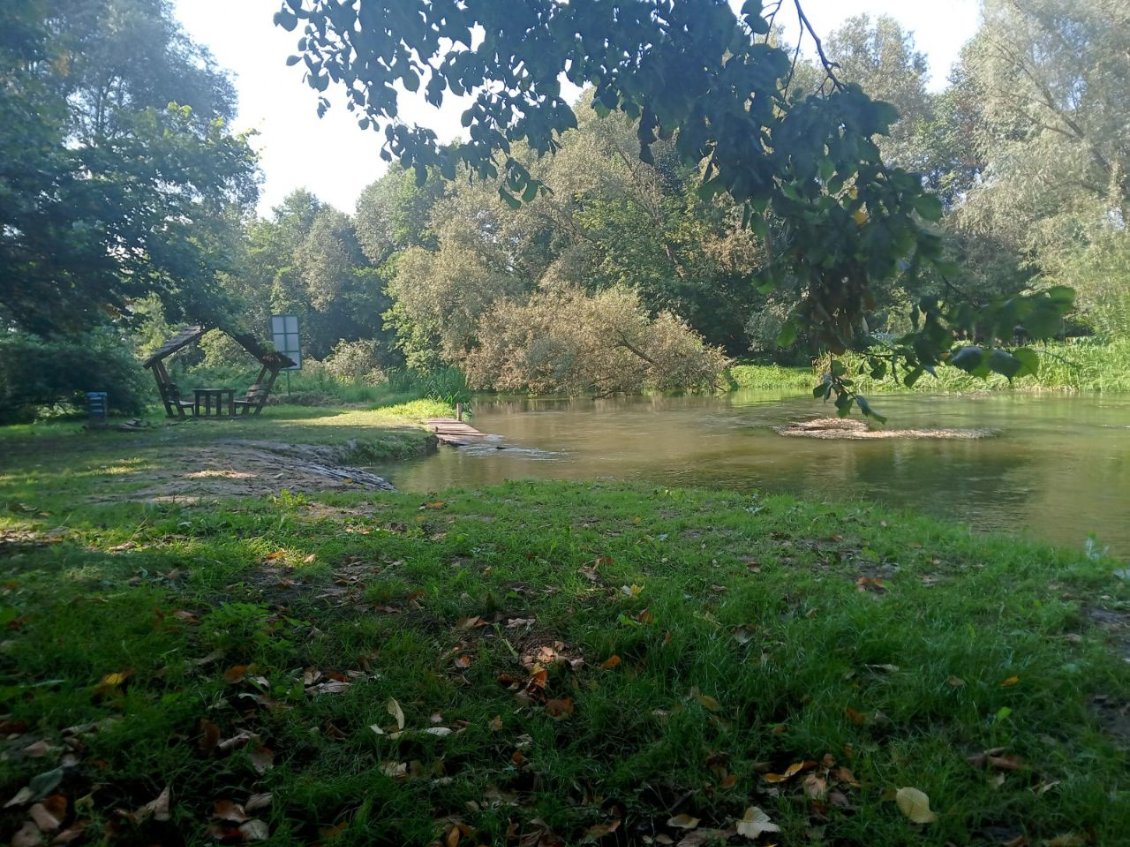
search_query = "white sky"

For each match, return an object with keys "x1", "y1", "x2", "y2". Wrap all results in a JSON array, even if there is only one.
[{"x1": 172, "y1": 0, "x2": 982, "y2": 218}]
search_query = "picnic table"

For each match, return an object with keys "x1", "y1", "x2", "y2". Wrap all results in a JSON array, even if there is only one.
[{"x1": 194, "y1": 388, "x2": 235, "y2": 417}]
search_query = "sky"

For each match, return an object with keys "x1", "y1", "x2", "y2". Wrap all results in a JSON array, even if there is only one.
[{"x1": 172, "y1": 0, "x2": 982, "y2": 219}]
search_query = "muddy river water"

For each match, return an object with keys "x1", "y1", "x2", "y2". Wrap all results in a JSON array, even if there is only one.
[{"x1": 371, "y1": 391, "x2": 1130, "y2": 558}]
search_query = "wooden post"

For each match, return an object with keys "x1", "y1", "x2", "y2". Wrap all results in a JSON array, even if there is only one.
[{"x1": 456, "y1": 402, "x2": 463, "y2": 422}]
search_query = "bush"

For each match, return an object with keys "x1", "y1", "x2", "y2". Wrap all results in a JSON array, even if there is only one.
[
  {"x1": 321, "y1": 339, "x2": 386, "y2": 384},
  {"x1": 0, "y1": 330, "x2": 152, "y2": 423}
]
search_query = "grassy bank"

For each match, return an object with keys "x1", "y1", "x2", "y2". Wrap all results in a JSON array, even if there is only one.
[
  {"x1": 0, "y1": 430, "x2": 1126, "y2": 845},
  {"x1": 726, "y1": 364, "x2": 815, "y2": 392},
  {"x1": 731, "y1": 338, "x2": 1130, "y2": 397}
]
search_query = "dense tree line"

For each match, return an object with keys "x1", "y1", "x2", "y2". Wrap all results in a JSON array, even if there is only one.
[{"x1": 2, "y1": 0, "x2": 1125, "y2": 417}]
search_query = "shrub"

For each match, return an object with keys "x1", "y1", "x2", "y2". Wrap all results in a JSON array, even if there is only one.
[
  {"x1": 0, "y1": 330, "x2": 152, "y2": 423},
  {"x1": 321, "y1": 339, "x2": 386, "y2": 384}
]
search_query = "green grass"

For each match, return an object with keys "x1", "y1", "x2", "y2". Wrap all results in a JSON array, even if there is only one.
[
  {"x1": 731, "y1": 338, "x2": 1130, "y2": 398},
  {"x1": 0, "y1": 425, "x2": 1127, "y2": 846},
  {"x1": 727, "y1": 364, "x2": 815, "y2": 392}
]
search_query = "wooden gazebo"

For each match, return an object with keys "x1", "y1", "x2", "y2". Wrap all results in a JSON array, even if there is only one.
[{"x1": 142, "y1": 326, "x2": 295, "y2": 418}]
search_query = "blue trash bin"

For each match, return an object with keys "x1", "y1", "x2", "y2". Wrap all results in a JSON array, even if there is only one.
[{"x1": 86, "y1": 391, "x2": 109, "y2": 427}]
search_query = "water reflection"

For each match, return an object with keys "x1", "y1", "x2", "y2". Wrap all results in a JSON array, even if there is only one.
[{"x1": 370, "y1": 391, "x2": 1130, "y2": 557}]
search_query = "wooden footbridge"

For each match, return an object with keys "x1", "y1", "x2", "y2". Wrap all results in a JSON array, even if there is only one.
[{"x1": 425, "y1": 418, "x2": 499, "y2": 447}]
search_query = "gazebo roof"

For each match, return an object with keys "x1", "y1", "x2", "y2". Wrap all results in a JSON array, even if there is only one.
[
  {"x1": 142, "y1": 325, "x2": 206, "y2": 368},
  {"x1": 142, "y1": 325, "x2": 295, "y2": 370}
]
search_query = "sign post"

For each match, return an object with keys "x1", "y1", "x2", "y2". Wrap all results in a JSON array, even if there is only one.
[{"x1": 270, "y1": 315, "x2": 301, "y2": 395}]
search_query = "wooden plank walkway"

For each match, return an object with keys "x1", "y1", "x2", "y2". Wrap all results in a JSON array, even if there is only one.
[{"x1": 425, "y1": 418, "x2": 498, "y2": 447}]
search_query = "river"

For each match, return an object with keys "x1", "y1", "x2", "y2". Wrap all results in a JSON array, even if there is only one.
[{"x1": 370, "y1": 391, "x2": 1130, "y2": 558}]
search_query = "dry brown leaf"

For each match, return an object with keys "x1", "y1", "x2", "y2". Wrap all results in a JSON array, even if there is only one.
[
  {"x1": 213, "y1": 799, "x2": 249, "y2": 823},
  {"x1": 894, "y1": 787, "x2": 937, "y2": 824},
  {"x1": 198, "y1": 719, "x2": 221, "y2": 755},
  {"x1": 249, "y1": 745, "x2": 274, "y2": 774},
  {"x1": 454, "y1": 655, "x2": 473, "y2": 670},
  {"x1": 693, "y1": 691, "x2": 721, "y2": 712},
  {"x1": 666, "y1": 814, "x2": 700, "y2": 830},
  {"x1": 946, "y1": 675, "x2": 966, "y2": 688},
  {"x1": 223, "y1": 665, "x2": 248, "y2": 684},
  {"x1": 844, "y1": 707, "x2": 867, "y2": 725},
  {"x1": 599, "y1": 655, "x2": 621, "y2": 670},
  {"x1": 488, "y1": 715, "x2": 503, "y2": 732},
  {"x1": 1000, "y1": 675, "x2": 1021, "y2": 687},
  {"x1": 763, "y1": 760, "x2": 811, "y2": 783},
  {"x1": 584, "y1": 820, "x2": 621, "y2": 839},
  {"x1": 545, "y1": 698, "x2": 574, "y2": 719}
]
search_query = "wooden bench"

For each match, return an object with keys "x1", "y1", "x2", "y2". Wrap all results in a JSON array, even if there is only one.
[
  {"x1": 233, "y1": 383, "x2": 270, "y2": 416},
  {"x1": 158, "y1": 381, "x2": 196, "y2": 418}
]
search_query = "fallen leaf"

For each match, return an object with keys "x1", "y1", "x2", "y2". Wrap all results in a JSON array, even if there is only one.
[
  {"x1": 599, "y1": 655, "x2": 621, "y2": 670},
  {"x1": 1042, "y1": 835, "x2": 1087, "y2": 847},
  {"x1": 832, "y1": 766, "x2": 860, "y2": 788},
  {"x1": 10, "y1": 822, "x2": 41, "y2": 847},
  {"x1": 1000, "y1": 675, "x2": 1020, "y2": 687},
  {"x1": 245, "y1": 793, "x2": 272, "y2": 812},
  {"x1": 22, "y1": 741, "x2": 56, "y2": 759},
  {"x1": 213, "y1": 799, "x2": 249, "y2": 823},
  {"x1": 803, "y1": 774, "x2": 828, "y2": 800},
  {"x1": 198, "y1": 719, "x2": 221, "y2": 754},
  {"x1": 946, "y1": 676, "x2": 966, "y2": 688},
  {"x1": 140, "y1": 786, "x2": 171, "y2": 822},
  {"x1": 5, "y1": 768, "x2": 63, "y2": 808},
  {"x1": 249, "y1": 745, "x2": 274, "y2": 774},
  {"x1": 223, "y1": 665, "x2": 249, "y2": 684},
  {"x1": 239, "y1": 819, "x2": 270, "y2": 841},
  {"x1": 845, "y1": 707, "x2": 867, "y2": 725},
  {"x1": 387, "y1": 698, "x2": 406, "y2": 730},
  {"x1": 856, "y1": 576, "x2": 886, "y2": 593},
  {"x1": 676, "y1": 828, "x2": 734, "y2": 847},
  {"x1": 763, "y1": 760, "x2": 811, "y2": 783},
  {"x1": 693, "y1": 691, "x2": 721, "y2": 712},
  {"x1": 585, "y1": 820, "x2": 621, "y2": 839},
  {"x1": 895, "y1": 787, "x2": 937, "y2": 824},
  {"x1": 736, "y1": 806, "x2": 780, "y2": 839},
  {"x1": 454, "y1": 655, "x2": 473, "y2": 670},
  {"x1": 488, "y1": 715, "x2": 503, "y2": 732},
  {"x1": 380, "y1": 761, "x2": 407, "y2": 778},
  {"x1": 988, "y1": 753, "x2": 1025, "y2": 771},
  {"x1": 545, "y1": 698, "x2": 574, "y2": 719},
  {"x1": 666, "y1": 814, "x2": 700, "y2": 830},
  {"x1": 30, "y1": 800, "x2": 63, "y2": 833}
]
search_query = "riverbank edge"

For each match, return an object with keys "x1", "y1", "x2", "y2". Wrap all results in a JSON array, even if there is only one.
[
  {"x1": 729, "y1": 338, "x2": 1130, "y2": 395},
  {"x1": 0, "y1": 469, "x2": 1126, "y2": 844}
]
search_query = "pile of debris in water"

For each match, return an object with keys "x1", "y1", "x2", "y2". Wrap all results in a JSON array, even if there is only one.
[{"x1": 775, "y1": 417, "x2": 1000, "y2": 440}]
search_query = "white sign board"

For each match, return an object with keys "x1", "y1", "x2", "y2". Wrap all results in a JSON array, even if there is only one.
[{"x1": 270, "y1": 315, "x2": 301, "y2": 370}]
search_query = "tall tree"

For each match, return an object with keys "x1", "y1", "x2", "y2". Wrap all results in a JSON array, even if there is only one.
[
  {"x1": 0, "y1": 0, "x2": 258, "y2": 337},
  {"x1": 281, "y1": 0, "x2": 1076, "y2": 410},
  {"x1": 958, "y1": 0, "x2": 1130, "y2": 336},
  {"x1": 824, "y1": 14, "x2": 933, "y2": 172}
]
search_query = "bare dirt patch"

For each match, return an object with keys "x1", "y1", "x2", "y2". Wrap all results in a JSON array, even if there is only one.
[
  {"x1": 776, "y1": 417, "x2": 999, "y2": 440},
  {"x1": 108, "y1": 441, "x2": 396, "y2": 503}
]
